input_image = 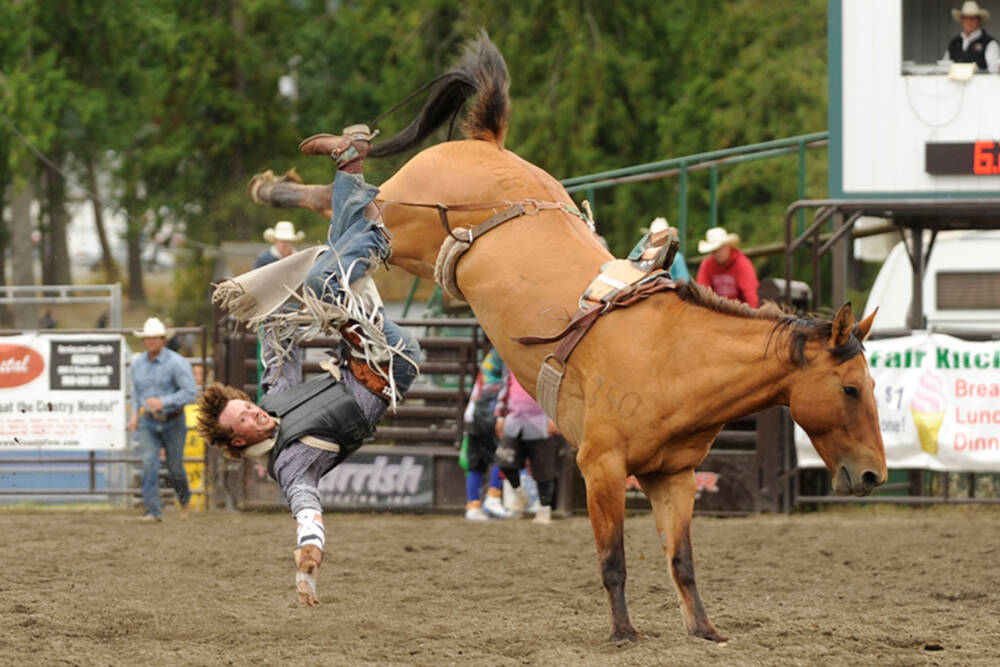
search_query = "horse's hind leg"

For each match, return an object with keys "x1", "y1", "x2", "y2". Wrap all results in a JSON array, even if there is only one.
[
  {"x1": 579, "y1": 451, "x2": 637, "y2": 642},
  {"x1": 637, "y1": 468, "x2": 726, "y2": 643},
  {"x1": 248, "y1": 168, "x2": 333, "y2": 219}
]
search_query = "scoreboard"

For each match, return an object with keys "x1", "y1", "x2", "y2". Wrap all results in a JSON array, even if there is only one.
[
  {"x1": 926, "y1": 141, "x2": 1000, "y2": 175},
  {"x1": 831, "y1": 0, "x2": 1000, "y2": 197}
]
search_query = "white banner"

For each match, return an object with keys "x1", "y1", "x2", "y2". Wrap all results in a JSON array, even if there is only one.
[
  {"x1": 0, "y1": 333, "x2": 127, "y2": 450},
  {"x1": 796, "y1": 332, "x2": 1000, "y2": 472}
]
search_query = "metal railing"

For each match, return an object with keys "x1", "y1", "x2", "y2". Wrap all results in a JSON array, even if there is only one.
[
  {"x1": 0, "y1": 452, "x2": 205, "y2": 500},
  {"x1": 401, "y1": 133, "x2": 831, "y2": 314},
  {"x1": 0, "y1": 284, "x2": 123, "y2": 329},
  {"x1": 560, "y1": 132, "x2": 829, "y2": 253}
]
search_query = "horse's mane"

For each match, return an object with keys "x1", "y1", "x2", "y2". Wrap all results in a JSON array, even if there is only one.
[
  {"x1": 674, "y1": 280, "x2": 863, "y2": 366},
  {"x1": 370, "y1": 31, "x2": 509, "y2": 159}
]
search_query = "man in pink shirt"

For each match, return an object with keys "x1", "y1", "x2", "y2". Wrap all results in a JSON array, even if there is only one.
[
  {"x1": 695, "y1": 226, "x2": 759, "y2": 308},
  {"x1": 493, "y1": 370, "x2": 563, "y2": 524}
]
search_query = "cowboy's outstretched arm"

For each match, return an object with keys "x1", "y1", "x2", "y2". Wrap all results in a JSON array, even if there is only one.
[{"x1": 293, "y1": 542, "x2": 323, "y2": 606}]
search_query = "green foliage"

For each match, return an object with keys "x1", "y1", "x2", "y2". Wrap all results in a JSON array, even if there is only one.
[
  {"x1": 1, "y1": 0, "x2": 831, "y2": 319},
  {"x1": 171, "y1": 250, "x2": 216, "y2": 327}
]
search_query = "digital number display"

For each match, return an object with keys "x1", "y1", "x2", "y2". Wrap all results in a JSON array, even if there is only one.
[
  {"x1": 926, "y1": 141, "x2": 1000, "y2": 175},
  {"x1": 973, "y1": 141, "x2": 1000, "y2": 174}
]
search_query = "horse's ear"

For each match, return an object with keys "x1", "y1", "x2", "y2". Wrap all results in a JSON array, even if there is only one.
[
  {"x1": 830, "y1": 302, "x2": 854, "y2": 348},
  {"x1": 856, "y1": 307, "x2": 877, "y2": 342}
]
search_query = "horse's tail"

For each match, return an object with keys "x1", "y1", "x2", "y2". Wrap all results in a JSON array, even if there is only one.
[{"x1": 370, "y1": 31, "x2": 510, "y2": 158}]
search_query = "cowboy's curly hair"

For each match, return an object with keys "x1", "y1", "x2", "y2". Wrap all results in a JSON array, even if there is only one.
[{"x1": 195, "y1": 382, "x2": 253, "y2": 460}]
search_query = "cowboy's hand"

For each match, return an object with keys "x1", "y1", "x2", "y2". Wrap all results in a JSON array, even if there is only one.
[
  {"x1": 144, "y1": 397, "x2": 164, "y2": 412},
  {"x1": 294, "y1": 545, "x2": 322, "y2": 607},
  {"x1": 547, "y1": 419, "x2": 558, "y2": 436},
  {"x1": 296, "y1": 571, "x2": 319, "y2": 606},
  {"x1": 495, "y1": 417, "x2": 504, "y2": 439},
  {"x1": 127, "y1": 413, "x2": 139, "y2": 432}
]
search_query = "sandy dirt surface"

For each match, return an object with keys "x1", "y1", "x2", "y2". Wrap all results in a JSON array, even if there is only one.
[{"x1": 2, "y1": 506, "x2": 998, "y2": 666}]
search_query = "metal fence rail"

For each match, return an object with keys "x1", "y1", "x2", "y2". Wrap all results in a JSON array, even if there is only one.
[
  {"x1": 0, "y1": 284, "x2": 123, "y2": 329},
  {"x1": 561, "y1": 132, "x2": 829, "y2": 253}
]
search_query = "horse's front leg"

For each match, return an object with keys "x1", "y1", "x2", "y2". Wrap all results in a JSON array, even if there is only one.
[
  {"x1": 637, "y1": 467, "x2": 726, "y2": 642},
  {"x1": 248, "y1": 168, "x2": 333, "y2": 219},
  {"x1": 578, "y1": 450, "x2": 637, "y2": 642}
]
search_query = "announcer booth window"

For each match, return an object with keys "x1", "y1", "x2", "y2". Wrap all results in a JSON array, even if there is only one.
[{"x1": 901, "y1": 0, "x2": 988, "y2": 75}]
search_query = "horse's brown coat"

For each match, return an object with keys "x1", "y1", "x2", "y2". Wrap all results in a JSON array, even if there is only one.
[{"x1": 246, "y1": 37, "x2": 887, "y2": 642}]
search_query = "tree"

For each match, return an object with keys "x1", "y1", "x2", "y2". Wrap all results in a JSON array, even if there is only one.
[
  {"x1": 1, "y1": 0, "x2": 831, "y2": 323},
  {"x1": 286, "y1": 0, "x2": 827, "y2": 267}
]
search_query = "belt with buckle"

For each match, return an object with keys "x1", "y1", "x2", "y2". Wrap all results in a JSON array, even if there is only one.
[{"x1": 141, "y1": 408, "x2": 184, "y2": 422}]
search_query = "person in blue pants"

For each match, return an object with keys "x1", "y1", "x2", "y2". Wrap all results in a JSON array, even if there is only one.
[
  {"x1": 128, "y1": 316, "x2": 197, "y2": 522},
  {"x1": 462, "y1": 347, "x2": 512, "y2": 521}
]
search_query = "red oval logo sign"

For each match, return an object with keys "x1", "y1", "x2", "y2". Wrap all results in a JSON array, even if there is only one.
[{"x1": 0, "y1": 344, "x2": 45, "y2": 388}]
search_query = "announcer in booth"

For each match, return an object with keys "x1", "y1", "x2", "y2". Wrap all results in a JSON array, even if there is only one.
[{"x1": 944, "y1": 1, "x2": 1000, "y2": 73}]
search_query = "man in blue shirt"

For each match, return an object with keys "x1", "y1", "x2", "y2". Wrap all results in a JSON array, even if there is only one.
[{"x1": 128, "y1": 317, "x2": 198, "y2": 522}]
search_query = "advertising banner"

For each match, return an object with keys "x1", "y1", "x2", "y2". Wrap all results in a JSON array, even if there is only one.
[
  {"x1": 319, "y1": 452, "x2": 433, "y2": 509},
  {"x1": 796, "y1": 332, "x2": 1000, "y2": 471},
  {"x1": 0, "y1": 334, "x2": 127, "y2": 449}
]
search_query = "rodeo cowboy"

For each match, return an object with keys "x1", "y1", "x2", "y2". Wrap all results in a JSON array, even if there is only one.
[{"x1": 194, "y1": 125, "x2": 420, "y2": 606}]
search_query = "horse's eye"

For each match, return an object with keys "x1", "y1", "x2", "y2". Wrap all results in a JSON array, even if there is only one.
[{"x1": 843, "y1": 385, "x2": 860, "y2": 399}]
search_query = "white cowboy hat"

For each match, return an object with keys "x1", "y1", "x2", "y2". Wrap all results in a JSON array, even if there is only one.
[
  {"x1": 698, "y1": 226, "x2": 741, "y2": 254},
  {"x1": 133, "y1": 317, "x2": 172, "y2": 339},
  {"x1": 263, "y1": 220, "x2": 305, "y2": 243},
  {"x1": 953, "y1": 1, "x2": 990, "y2": 23}
]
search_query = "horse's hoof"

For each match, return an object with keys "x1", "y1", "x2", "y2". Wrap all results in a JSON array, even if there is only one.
[
  {"x1": 695, "y1": 629, "x2": 728, "y2": 644},
  {"x1": 609, "y1": 628, "x2": 639, "y2": 643}
]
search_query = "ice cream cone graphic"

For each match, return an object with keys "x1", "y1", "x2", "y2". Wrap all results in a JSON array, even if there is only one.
[
  {"x1": 910, "y1": 370, "x2": 946, "y2": 455},
  {"x1": 911, "y1": 409, "x2": 945, "y2": 455}
]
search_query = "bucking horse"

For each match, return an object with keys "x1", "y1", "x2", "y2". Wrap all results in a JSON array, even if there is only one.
[{"x1": 245, "y1": 34, "x2": 886, "y2": 642}]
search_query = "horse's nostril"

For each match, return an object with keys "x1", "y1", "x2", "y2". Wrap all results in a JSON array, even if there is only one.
[{"x1": 862, "y1": 470, "x2": 880, "y2": 489}]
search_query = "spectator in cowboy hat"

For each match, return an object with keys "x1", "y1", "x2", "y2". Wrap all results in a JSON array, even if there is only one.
[
  {"x1": 943, "y1": 1, "x2": 999, "y2": 73},
  {"x1": 128, "y1": 316, "x2": 197, "y2": 522},
  {"x1": 695, "y1": 226, "x2": 759, "y2": 308},
  {"x1": 252, "y1": 220, "x2": 306, "y2": 269}
]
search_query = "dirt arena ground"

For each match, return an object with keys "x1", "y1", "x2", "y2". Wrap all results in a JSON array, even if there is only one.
[{"x1": 2, "y1": 506, "x2": 998, "y2": 666}]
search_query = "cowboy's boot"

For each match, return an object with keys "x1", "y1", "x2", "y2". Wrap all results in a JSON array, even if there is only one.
[{"x1": 299, "y1": 125, "x2": 379, "y2": 174}]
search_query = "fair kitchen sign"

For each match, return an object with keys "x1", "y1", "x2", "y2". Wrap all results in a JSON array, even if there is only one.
[
  {"x1": 796, "y1": 332, "x2": 1000, "y2": 472},
  {"x1": 0, "y1": 333, "x2": 126, "y2": 449}
]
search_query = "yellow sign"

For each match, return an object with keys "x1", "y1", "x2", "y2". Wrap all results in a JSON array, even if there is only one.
[{"x1": 183, "y1": 404, "x2": 207, "y2": 511}]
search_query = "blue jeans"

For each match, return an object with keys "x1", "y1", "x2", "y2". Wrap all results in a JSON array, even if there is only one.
[
  {"x1": 138, "y1": 416, "x2": 190, "y2": 517},
  {"x1": 305, "y1": 172, "x2": 419, "y2": 394}
]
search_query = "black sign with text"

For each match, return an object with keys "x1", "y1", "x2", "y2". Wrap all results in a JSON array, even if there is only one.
[{"x1": 49, "y1": 339, "x2": 121, "y2": 391}]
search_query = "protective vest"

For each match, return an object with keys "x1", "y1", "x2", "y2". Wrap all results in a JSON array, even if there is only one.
[
  {"x1": 260, "y1": 374, "x2": 372, "y2": 478},
  {"x1": 948, "y1": 30, "x2": 995, "y2": 69}
]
